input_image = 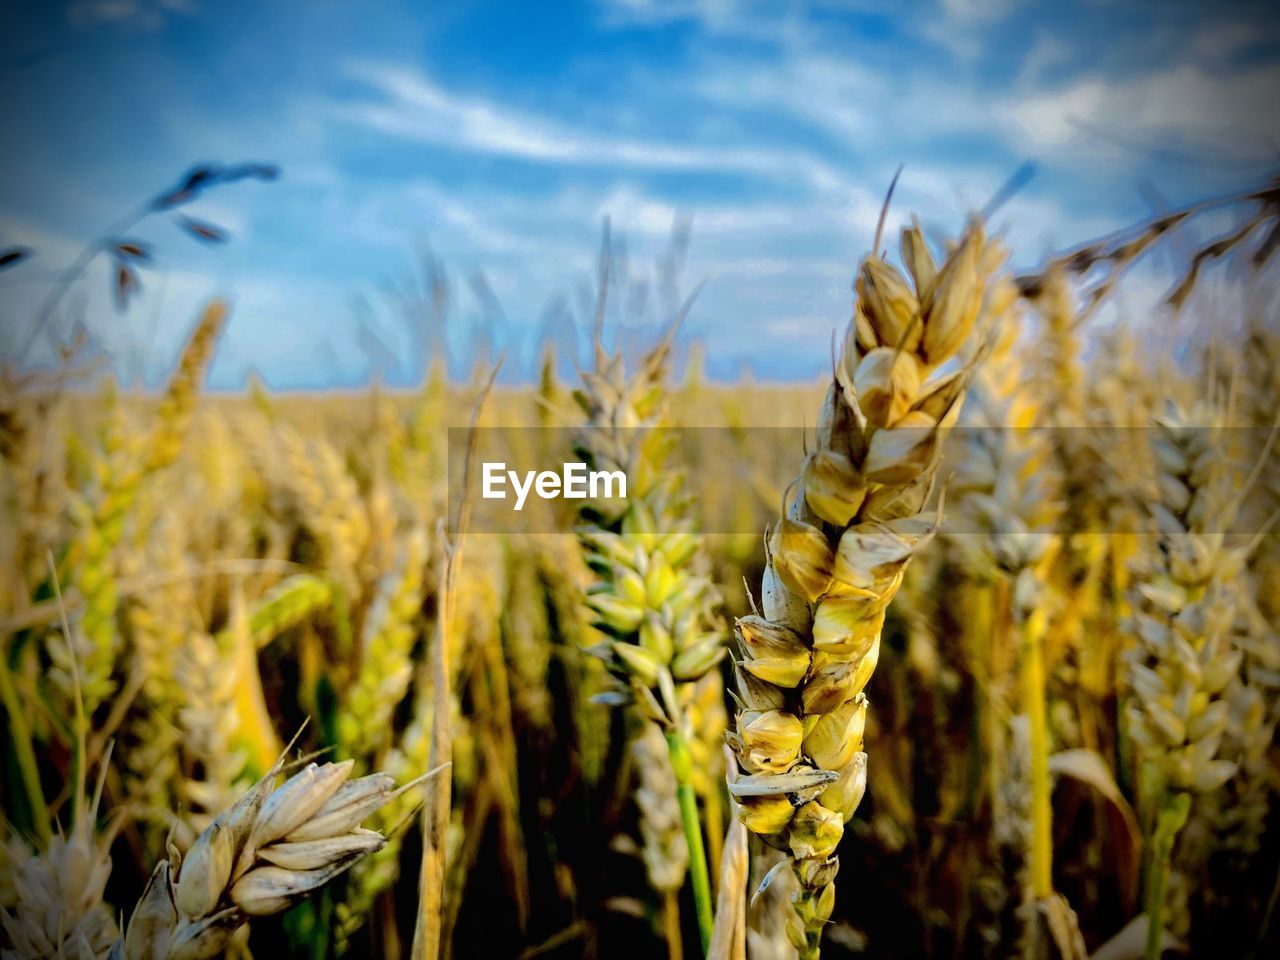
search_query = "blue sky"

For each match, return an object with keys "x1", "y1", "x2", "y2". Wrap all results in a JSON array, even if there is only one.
[{"x1": 2, "y1": 0, "x2": 1278, "y2": 387}]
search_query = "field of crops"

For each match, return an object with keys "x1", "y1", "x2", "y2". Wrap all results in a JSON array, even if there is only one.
[{"x1": 1, "y1": 184, "x2": 1279, "y2": 960}]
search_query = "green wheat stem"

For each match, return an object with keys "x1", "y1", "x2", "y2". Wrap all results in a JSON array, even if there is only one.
[
  {"x1": 667, "y1": 727, "x2": 714, "y2": 955},
  {"x1": 1145, "y1": 791, "x2": 1191, "y2": 960},
  {"x1": 0, "y1": 647, "x2": 51, "y2": 844}
]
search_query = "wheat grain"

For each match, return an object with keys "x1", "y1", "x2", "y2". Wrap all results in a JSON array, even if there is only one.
[{"x1": 115, "y1": 750, "x2": 432, "y2": 960}]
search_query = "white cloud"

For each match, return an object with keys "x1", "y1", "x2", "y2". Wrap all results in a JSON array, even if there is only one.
[
  {"x1": 918, "y1": 0, "x2": 1022, "y2": 61},
  {"x1": 593, "y1": 0, "x2": 863, "y2": 40},
  {"x1": 590, "y1": 181, "x2": 886, "y2": 241},
  {"x1": 595, "y1": 0, "x2": 890, "y2": 31},
  {"x1": 693, "y1": 53, "x2": 879, "y2": 142},
  {"x1": 334, "y1": 61, "x2": 849, "y2": 192},
  {"x1": 692, "y1": 30, "x2": 1280, "y2": 174},
  {"x1": 1001, "y1": 63, "x2": 1280, "y2": 161},
  {"x1": 1017, "y1": 31, "x2": 1075, "y2": 85},
  {"x1": 939, "y1": 0, "x2": 1018, "y2": 22},
  {"x1": 597, "y1": 0, "x2": 738, "y2": 28},
  {"x1": 693, "y1": 46, "x2": 1006, "y2": 153}
]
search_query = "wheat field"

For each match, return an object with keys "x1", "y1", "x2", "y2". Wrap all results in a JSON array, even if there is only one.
[{"x1": 1, "y1": 181, "x2": 1279, "y2": 960}]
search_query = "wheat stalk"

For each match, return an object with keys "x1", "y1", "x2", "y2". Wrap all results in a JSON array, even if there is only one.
[
  {"x1": 145, "y1": 302, "x2": 227, "y2": 474},
  {"x1": 632, "y1": 721, "x2": 691, "y2": 894},
  {"x1": 573, "y1": 317, "x2": 726, "y2": 949},
  {"x1": 119, "y1": 510, "x2": 194, "y2": 856},
  {"x1": 241, "y1": 572, "x2": 334, "y2": 648},
  {"x1": 0, "y1": 755, "x2": 119, "y2": 960},
  {"x1": 49, "y1": 302, "x2": 226, "y2": 717},
  {"x1": 1123, "y1": 401, "x2": 1248, "y2": 958},
  {"x1": 726, "y1": 210, "x2": 997, "y2": 959},
  {"x1": 271, "y1": 423, "x2": 371, "y2": 598},
  {"x1": 51, "y1": 381, "x2": 145, "y2": 713},
  {"x1": 410, "y1": 362, "x2": 499, "y2": 960},
  {"x1": 952, "y1": 260, "x2": 1074, "y2": 952},
  {"x1": 337, "y1": 526, "x2": 429, "y2": 761}
]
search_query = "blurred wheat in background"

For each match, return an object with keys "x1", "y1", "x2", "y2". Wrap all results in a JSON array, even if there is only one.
[{"x1": 3, "y1": 2, "x2": 1280, "y2": 958}]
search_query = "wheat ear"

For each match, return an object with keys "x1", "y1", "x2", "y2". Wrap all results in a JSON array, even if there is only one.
[{"x1": 727, "y1": 214, "x2": 996, "y2": 959}]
